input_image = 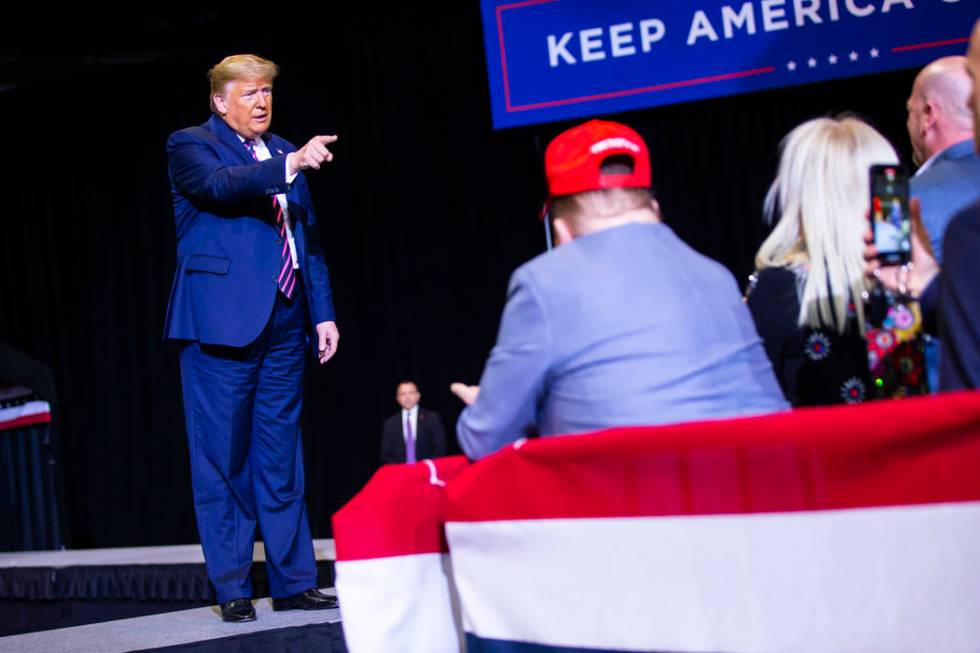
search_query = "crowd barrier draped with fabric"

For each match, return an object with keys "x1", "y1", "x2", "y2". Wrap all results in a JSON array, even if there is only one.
[
  {"x1": 0, "y1": 384, "x2": 63, "y2": 552},
  {"x1": 334, "y1": 391, "x2": 980, "y2": 653},
  {"x1": 333, "y1": 456, "x2": 470, "y2": 653}
]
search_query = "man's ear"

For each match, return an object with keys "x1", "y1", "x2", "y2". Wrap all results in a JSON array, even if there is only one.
[
  {"x1": 922, "y1": 99, "x2": 938, "y2": 130},
  {"x1": 213, "y1": 94, "x2": 228, "y2": 115},
  {"x1": 553, "y1": 216, "x2": 575, "y2": 246},
  {"x1": 650, "y1": 198, "x2": 662, "y2": 221}
]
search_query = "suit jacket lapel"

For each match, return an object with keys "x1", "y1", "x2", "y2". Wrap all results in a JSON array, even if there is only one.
[
  {"x1": 208, "y1": 114, "x2": 255, "y2": 166},
  {"x1": 263, "y1": 133, "x2": 286, "y2": 158},
  {"x1": 396, "y1": 419, "x2": 408, "y2": 460},
  {"x1": 207, "y1": 118, "x2": 304, "y2": 230},
  {"x1": 416, "y1": 409, "x2": 427, "y2": 455},
  {"x1": 398, "y1": 413, "x2": 410, "y2": 459}
]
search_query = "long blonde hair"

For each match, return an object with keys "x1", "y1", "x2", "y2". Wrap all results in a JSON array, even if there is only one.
[{"x1": 755, "y1": 116, "x2": 898, "y2": 333}]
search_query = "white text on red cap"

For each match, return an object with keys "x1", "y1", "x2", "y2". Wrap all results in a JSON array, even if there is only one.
[{"x1": 589, "y1": 137, "x2": 641, "y2": 154}]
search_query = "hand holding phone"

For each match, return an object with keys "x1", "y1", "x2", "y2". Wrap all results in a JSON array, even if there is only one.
[
  {"x1": 869, "y1": 164, "x2": 911, "y2": 265},
  {"x1": 863, "y1": 196, "x2": 940, "y2": 298}
]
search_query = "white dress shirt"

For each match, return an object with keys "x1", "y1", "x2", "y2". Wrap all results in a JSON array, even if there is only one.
[
  {"x1": 239, "y1": 135, "x2": 300, "y2": 269},
  {"x1": 914, "y1": 148, "x2": 943, "y2": 177}
]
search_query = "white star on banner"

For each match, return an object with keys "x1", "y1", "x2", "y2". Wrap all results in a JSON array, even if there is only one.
[
  {"x1": 808, "y1": 57, "x2": 817, "y2": 68},
  {"x1": 870, "y1": 48, "x2": 879, "y2": 58},
  {"x1": 787, "y1": 60, "x2": 797, "y2": 71},
  {"x1": 849, "y1": 51, "x2": 859, "y2": 61},
  {"x1": 828, "y1": 54, "x2": 838, "y2": 65}
]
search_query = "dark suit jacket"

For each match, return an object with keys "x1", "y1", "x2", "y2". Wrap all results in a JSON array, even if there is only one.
[
  {"x1": 163, "y1": 114, "x2": 335, "y2": 347},
  {"x1": 381, "y1": 408, "x2": 447, "y2": 464},
  {"x1": 921, "y1": 199, "x2": 980, "y2": 391}
]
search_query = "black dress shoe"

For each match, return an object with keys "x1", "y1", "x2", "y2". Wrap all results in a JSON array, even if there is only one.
[
  {"x1": 272, "y1": 588, "x2": 339, "y2": 611},
  {"x1": 220, "y1": 598, "x2": 257, "y2": 622}
]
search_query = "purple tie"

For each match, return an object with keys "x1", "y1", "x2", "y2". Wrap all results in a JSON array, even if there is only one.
[
  {"x1": 405, "y1": 414, "x2": 416, "y2": 464},
  {"x1": 243, "y1": 139, "x2": 296, "y2": 299}
]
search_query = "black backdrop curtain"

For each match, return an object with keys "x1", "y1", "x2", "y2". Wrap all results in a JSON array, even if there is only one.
[{"x1": 0, "y1": 3, "x2": 920, "y2": 548}]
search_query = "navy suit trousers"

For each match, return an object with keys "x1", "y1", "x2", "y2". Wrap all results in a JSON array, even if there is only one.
[{"x1": 180, "y1": 277, "x2": 316, "y2": 603}]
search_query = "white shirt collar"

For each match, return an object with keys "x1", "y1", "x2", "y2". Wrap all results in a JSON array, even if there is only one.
[
  {"x1": 915, "y1": 140, "x2": 969, "y2": 176},
  {"x1": 237, "y1": 133, "x2": 267, "y2": 151},
  {"x1": 914, "y1": 149, "x2": 942, "y2": 176}
]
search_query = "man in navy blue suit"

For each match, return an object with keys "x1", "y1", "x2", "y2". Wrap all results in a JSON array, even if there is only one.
[{"x1": 164, "y1": 54, "x2": 339, "y2": 622}]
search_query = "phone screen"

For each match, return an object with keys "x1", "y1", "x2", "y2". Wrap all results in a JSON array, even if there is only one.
[{"x1": 870, "y1": 164, "x2": 911, "y2": 264}]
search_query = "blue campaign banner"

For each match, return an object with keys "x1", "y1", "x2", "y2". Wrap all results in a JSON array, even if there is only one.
[{"x1": 480, "y1": 0, "x2": 975, "y2": 129}]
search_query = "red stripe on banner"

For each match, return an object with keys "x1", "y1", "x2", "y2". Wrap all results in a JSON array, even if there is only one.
[
  {"x1": 333, "y1": 456, "x2": 470, "y2": 561},
  {"x1": 445, "y1": 391, "x2": 980, "y2": 522},
  {"x1": 493, "y1": 0, "x2": 774, "y2": 114},
  {"x1": 495, "y1": 0, "x2": 560, "y2": 112},
  {"x1": 0, "y1": 411, "x2": 52, "y2": 432},
  {"x1": 892, "y1": 37, "x2": 970, "y2": 53},
  {"x1": 506, "y1": 67, "x2": 776, "y2": 113}
]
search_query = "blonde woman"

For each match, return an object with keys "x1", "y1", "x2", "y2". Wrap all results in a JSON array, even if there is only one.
[{"x1": 747, "y1": 116, "x2": 899, "y2": 406}]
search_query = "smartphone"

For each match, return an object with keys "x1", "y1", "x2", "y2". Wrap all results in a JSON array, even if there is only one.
[{"x1": 869, "y1": 164, "x2": 911, "y2": 265}]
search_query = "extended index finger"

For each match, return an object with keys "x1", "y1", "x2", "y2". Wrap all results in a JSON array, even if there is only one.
[{"x1": 316, "y1": 135, "x2": 338, "y2": 145}]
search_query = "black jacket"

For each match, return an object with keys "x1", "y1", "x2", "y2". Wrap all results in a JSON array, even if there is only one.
[{"x1": 380, "y1": 408, "x2": 448, "y2": 464}]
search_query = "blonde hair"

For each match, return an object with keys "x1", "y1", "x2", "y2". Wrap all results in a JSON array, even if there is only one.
[
  {"x1": 207, "y1": 54, "x2": 279, "y2": 112},
  {"x1": 755, "y1": 115, "x2": 898, "y2": 333}
]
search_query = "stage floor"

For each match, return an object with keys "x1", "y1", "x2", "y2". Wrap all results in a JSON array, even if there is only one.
[
  {"x1": 0, "y1": 539, "x2": 336, "y2": 567},
  {"x1": 0, "y1": 588, "x2": 343, "y2": 652},
  {"x1": 0, "y1": 539, "x2": 340, "y2": 644}
]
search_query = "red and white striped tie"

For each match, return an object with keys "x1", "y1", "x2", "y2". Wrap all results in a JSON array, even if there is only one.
[{"x1": 244, "y1": 139, "x2": 296, "y2": 299}]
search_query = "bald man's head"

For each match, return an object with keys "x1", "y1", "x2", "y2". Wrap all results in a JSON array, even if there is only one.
[{"x1": 906, "y1": 55, "x2": 974, "y2": 165}]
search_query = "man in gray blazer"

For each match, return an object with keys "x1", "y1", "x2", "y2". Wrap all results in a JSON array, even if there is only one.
[
  {"x1": 907, "y1": 55, "x2": 980, "y2": 263},
  {"x1": 451, "y1": 120, "x2": 788, "y2": 460}
]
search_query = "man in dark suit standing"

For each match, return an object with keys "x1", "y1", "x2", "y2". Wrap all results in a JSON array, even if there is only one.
[
  {"x1": 164, "y1": 54, "x2": 339, "y2": 622},
  {"x1": 381, "y1": 381, "x2": 447, "y2": 464}
]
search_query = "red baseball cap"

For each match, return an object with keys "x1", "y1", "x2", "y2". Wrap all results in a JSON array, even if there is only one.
[{"x1": 545, "y1": 119, "x2": 651, "y2": 197}]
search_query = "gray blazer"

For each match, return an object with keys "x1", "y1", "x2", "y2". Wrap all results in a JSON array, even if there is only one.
[
  {"x1": 911, "y1": 139, "x2": 980, "y2": 263},
  {"x1": 457, "y1": 222, "x2": 788, "y2": 460}
]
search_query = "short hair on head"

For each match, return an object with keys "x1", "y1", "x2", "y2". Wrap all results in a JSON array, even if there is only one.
[
  {"x1": 396, "y1": 380, "x2": 419, "y2": 393},
  {"x1": 208, "y1": 54, "x2": 279, "y2": 112},
  {"x1": 550, "y1": 156, "x2": 653, "y2": 224},
  {"x1": 917, "y1": 56, "x2": 973, "y2": 128},
  {"x1": 755, "y1": 114, "x2": 898, "y2": 334}
]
